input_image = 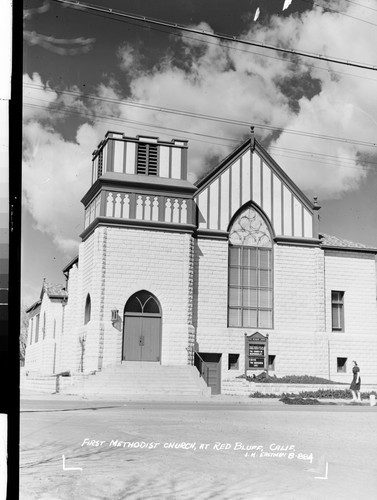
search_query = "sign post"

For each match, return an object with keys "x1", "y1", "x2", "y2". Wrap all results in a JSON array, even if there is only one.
[{"x1": 244, "y1": 332, "x2": 269, "y2": 376}]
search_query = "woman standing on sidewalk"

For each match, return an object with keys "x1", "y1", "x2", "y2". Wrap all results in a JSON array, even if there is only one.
[{"x1": 350, "y1": 360, "x2": 361, "y2": 402}]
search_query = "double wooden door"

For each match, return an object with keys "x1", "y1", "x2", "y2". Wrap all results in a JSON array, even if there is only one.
[{"x1": 123, "y1": 314, "x2": 161, "y2": 362}]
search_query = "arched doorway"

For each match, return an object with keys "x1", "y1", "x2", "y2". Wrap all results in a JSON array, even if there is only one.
[{"x1": 122, "y1": 290, "x2": 162, "y2": 362}]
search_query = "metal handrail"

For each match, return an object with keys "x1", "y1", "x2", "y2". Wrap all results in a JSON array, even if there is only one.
[{"x1": 194, "y1": 351, "x2": 210, "y2": 385}]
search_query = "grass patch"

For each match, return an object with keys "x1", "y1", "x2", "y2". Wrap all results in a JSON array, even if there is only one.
[
  {"x1": 249, "y1": 390, "x2": 377, "y2": 400},
  {"x1": 238, "y1": 373, "x2": 346, "y2": 384}
]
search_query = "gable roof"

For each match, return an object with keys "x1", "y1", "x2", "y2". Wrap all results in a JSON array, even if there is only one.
[
  {"x1": 320, "y1": 233, "x2": 377, "y2": 253},
  {"x1": 194, "y1": 136, "x2": 316, "y2": 212},
  {"x1": 40, "y1": 281, "x2": 68, "y2": 300}
]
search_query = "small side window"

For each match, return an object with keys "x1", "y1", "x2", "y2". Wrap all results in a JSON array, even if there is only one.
[
  {"x1": 228, "y1": 354, "x2": 239, "y2": 370},
  {"x1": 337, "y1": 357, "x2": 347, "y2": 373},
  {"x1": 268, "y1": 355, "x2": 276, "y2": 371}
]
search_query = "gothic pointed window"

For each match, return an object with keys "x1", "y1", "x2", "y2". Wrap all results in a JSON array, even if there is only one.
[{"x1": 228, "y1": 206, "x2": 273, "y2": 328}]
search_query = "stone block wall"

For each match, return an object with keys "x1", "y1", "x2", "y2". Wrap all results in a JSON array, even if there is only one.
[
  {"x1": 80, "y1": 226, "x2": 195, "y2": 370},
  {"x1": 193, "y1": 239, "x2": 377, "y2": 385},
  {"x1": 324, "y1": 250, "x2": 377, "y2": 334},
  {"x1": 25, "y1": 293, "x2": 65, "y2": 374}
]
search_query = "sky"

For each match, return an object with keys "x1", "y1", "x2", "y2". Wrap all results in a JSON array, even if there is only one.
[{"x1": 22, "y1": 0, "x2": 377, "y2": 307}]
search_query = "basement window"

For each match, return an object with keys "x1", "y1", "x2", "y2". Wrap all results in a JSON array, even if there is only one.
[
  {"x1": 268, "y1": 355, "x2": 276, "y2": 371},
  {"x1": 337, "y1": 357, "x2": 347, "y2": 373},
  {"x1": 228, "y1": 353, "x2": 239, "y2": 370}
]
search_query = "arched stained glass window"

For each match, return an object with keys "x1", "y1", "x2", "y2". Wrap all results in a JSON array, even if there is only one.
[
  {"x1": 125, "y1": 291, "x2": 161, "y2": 315},
  {"x1": 228, "y1": 206, "x2": 273, "y2": 329},
  {"x1": 84, "y1": 294, "x2": 91, "y2": 324}
]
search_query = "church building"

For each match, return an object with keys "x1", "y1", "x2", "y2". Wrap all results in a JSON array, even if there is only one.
[{"x1": 24, "y1": 130, "x2": 377, "y2": 394}]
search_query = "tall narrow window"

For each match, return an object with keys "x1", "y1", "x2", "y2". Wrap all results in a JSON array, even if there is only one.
[
  {"x1": 30, "y1": 318, "x2": 33, "y2": 345},
  {"x1": 228, "y1": 206, "x2": 273, "y2": 328},
  {"x1": 35, "y1": 314, "x2": 40, "y2": 343},
  {"x1": 136, "y1": 143, "x2": 158, "y2": 175},
  {"x1": 332, "y1": 291, "x2": 344, "y2": 331},
  {"x1": 84, "y1": 294, "x2": 91, "y2": 324},
  {"x1": 43, "y1": 312, "x2": 46, "y2": 340}
]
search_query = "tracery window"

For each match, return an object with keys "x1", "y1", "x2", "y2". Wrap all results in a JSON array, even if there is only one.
[{"x1": 228, "y1": 206, "x2": 273, "y2": 328}]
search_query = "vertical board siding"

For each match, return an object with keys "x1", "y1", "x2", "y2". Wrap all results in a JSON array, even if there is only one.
[
  {"x1": 102, "y1": 144, "x2": 108, "y2": 174},
  {"x1": 171, "y1": 148, "x2": 181, "y2": 179},
  {"x1": 262, "y1": 163, "x2": 272, "y2": 220},
  {"x1": 252, "y1": 157, "x2": 261, "y2": 206},
  {"x1": 125, "y1": 142, "x2": 136, "y2": 174},
  {"x1": 303, "y1": 208, "x2": 313, "y2": 238},
  {"x1": 241, "y1": 150, "x2": 251, "y2": 205},
  {"x1": 283, "y1": 186, "x2": 293, "y2": 236},
  {"x1": 272, "y1": 175, "x2": 282, "y2": 236},
  {"x1": 220, "y1": 169, "x2": 230, "y2": 230},
  {"x1": 198, "y1": 191, "x2": 208, "y2": 228},
  {"x1": 231, "y1": 160, "x2": 240, "y2": 217},
  {"x1": 209, "y1": 179, "x2": 219, "y2": 229},
  {"x1": 293, "y1": 197, "x2": 303, "y2": 237},
  {"x1": 159, "y1": 146, "x2": 170, "y2": 178},
  {"x1": 198, "y1": 148, "x2": 314, "y2": 238},
  {"x1": 113, "y1": 141, "x2": 124, "y2": 173}
]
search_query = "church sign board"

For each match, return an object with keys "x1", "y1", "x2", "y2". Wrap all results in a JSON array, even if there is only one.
[{"x1": 245, "y1": 332, "x2": 269, "y2": 374}]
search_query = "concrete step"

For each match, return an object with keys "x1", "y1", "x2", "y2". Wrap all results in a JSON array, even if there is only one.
[{"x1": 60, "y1": 364, "x2": 211, "y2": 397}]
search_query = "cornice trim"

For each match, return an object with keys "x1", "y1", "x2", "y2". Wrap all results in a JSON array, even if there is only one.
[
  {"x1": 274, "y1": 236, "x2": 321, "y2": 247},
  {"x1": 80, "y1": 217, "x2": 196, "y2": 241}
]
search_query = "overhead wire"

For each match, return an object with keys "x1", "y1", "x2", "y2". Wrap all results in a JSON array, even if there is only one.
[
  {"x1": 298, "y1": 0, "x2": 377, "y2": 27},
  {"x1": 343, "y1": 0, "x2": 377, "y2": 13},
  {"x1": 51, "y1": 0, "x2": 377, "y2": 71},
  {"x1": 57, "y1": 5, "x2": 377, "y2": 84},
  {"x1": 23, "y1": 99, "x2": 377, "y2": 172},
  {"x1": 23, "y1": 82, "x2": 377, "y2": 149}
]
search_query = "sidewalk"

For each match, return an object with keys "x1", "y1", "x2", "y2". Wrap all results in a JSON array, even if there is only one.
[
  {"x1": 20, "y1": 389, "x2": 282, "y2": 404},
  {"x1": 20, "y1": 389, "x2": 376, "y2": 407}
]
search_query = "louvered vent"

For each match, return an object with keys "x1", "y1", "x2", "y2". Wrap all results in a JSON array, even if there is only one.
[
  {"x1": 148, "y1": 145, "x2": 158, "y2": 175},
  {"x1": 137, "y1": 143, "x2": 147, "y2": 174},
  {"x1": 97, "y1": 151, "x2": 103, "y2": 177},
  {"x1": 137, "y1": 143, "x2": 158, "y2": 176}
]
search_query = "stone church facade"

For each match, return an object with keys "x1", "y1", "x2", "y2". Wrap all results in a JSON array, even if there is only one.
[{"x1": 25, "y1": 130, "x2": 377, "y2": 392}]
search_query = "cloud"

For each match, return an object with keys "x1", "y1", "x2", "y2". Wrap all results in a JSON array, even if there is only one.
[
  {"x1": 22, "y1": 119, "x2": 99, "y2": 254},
  {"x1": 22, "y1": 0, "x2": 377, "y2": 259},
  {"x1": 114, "y1": 0, "x2": 377, "y2": 197}
]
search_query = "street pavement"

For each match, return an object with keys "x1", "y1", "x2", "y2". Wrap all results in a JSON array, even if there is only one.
[{"x1": 19, "y1": 391, "x2": 377, "y2": 500}]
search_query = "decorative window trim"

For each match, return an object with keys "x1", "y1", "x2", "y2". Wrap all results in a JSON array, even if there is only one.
[{"x1": 228, "y1": 205, "x2": 273, "y2": 329}]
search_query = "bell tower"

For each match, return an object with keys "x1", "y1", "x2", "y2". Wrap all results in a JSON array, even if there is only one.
[{"x1": 77, "y1": 132, "x2": 197, "y2": 371}]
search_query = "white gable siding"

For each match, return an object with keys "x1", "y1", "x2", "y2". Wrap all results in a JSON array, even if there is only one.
[{"x1": 196, "y1": 147, "x2": 314, "y2": 237}]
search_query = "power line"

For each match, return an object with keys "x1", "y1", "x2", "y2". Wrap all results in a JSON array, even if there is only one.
[
  {"x1": 52, "y1": 0, "x2": 377, "y2": 72},
  {"x1": 299, "y1": 0, "x2": 377, "y2": 28},
  {"x1": 23, "y1": 82, "x2": 377, "y2": 148},
  {"x1": 23, "y1": 99, "x2": 377, "y2": 172},
  {"x1": 67, "y1": 5, "x2": 377, "y2": 84},
  {"x1": 343, "y1": 0, "x2": 377, "y2": 13}
]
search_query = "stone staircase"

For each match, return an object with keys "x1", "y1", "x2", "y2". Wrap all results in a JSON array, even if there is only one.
[{"x1": 57, "y1": 363, "x2": 211, "y2": 397}]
